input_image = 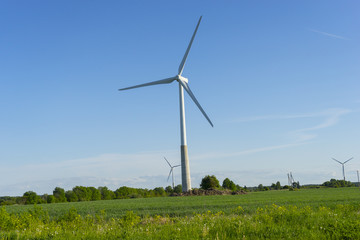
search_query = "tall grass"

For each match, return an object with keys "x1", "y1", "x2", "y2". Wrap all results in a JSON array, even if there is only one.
[
  {"x1": 2, "y1": 188, "x2": 360, "y2": 239},
  {"x1": 1, "y1": 203, "x2": 360, "y2": 239},
  {"x1": 5, "y1": 187, "x2": 360, "y2": 219}
]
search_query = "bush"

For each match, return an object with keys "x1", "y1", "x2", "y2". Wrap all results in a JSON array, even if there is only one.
[
  {"x1": 174, "y1": 184, "x2": 182, "y2": 194},
  {"x1": 46, "y1": 195, "x2": 56, "y2": 203},
  {"x1": 65, "y1": 190, "x2": 78, "y2": 202},
  {"x1": 222, "y1": 178, "x2": 237, "y2": 191},
  {"x1": 200, "y1": 175, "x2": 220, "y2": 190},
  {"x1": 322, "y1": 179, "x2": 354, "y2": 188},
  {"x1": 53, "y1": 187, "x2": 67, "y2": 202},
  {"x1": 23, "y1": 191, "x2": 41, "y2": 205}
]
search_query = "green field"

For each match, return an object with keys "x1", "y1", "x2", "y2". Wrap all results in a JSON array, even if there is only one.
[
  {"x1": 5, "y1": 187, "x2": 360, "y2": 218},
  {"x1": 1, "y1": 187, "x2": 360, "y2": 239}
]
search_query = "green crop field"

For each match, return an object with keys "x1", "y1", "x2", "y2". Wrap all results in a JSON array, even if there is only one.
[{"x1": 1, "y1": 187, "x2": 360, "y2": 239}]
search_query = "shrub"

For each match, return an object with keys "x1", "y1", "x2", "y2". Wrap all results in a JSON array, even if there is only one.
[{"x1": 200, "y1": 175, "x2": 220, "y2": 190}]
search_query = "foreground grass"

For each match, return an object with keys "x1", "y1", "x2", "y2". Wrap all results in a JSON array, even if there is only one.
[
  {"x1": 2, "y1": 188, "x2": 360, "y2": 239},
  {"x1": 1, "y1": 204, "x2": 360, "y2": 239}
]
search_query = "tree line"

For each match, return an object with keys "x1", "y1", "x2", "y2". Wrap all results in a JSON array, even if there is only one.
[
  {"x1": 0, "y1": 185, "x2": 181, "y2": 206},
  {"x1": 0, "y1": 176, "x2": 352, "y2": 206},
  {"x1": 0, "y1": 176, "x2": 243, "y2": 206}
]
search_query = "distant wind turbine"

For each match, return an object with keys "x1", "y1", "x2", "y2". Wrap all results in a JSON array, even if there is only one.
[
  {"x1": 119, "y1": 16, "x2": 213, "y2": 192},
  {"x1": 164, "y1": 157, "x2": 180, "y2": 189},
  {"x1": 332, "y1": 157, "x2": 353, "y2": 181}
]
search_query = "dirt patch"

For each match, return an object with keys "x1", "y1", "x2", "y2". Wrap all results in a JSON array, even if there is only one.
[{"x1": 170, "y1": 188, "x2": 247, "y2": 196}]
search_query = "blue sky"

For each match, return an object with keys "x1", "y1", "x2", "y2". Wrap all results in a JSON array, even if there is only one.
[{"x1": 1, "y1": 1, "x2": 359, "y2": 196}]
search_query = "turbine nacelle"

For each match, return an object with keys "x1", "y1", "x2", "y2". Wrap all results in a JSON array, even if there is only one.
[{"x1": 176, "y1": 75, "x2": 188, "y2": 83}]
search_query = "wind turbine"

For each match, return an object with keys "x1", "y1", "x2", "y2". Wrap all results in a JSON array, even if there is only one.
[
  {"x1": 332, "y1": 157, "x2": 353, "y2": 181},
  {"x1": 119, "y1": 16, "x2": 213, "y2": 192},
  {"x1": 164, "y1": 157, "x2": 180, "y2": 189}
]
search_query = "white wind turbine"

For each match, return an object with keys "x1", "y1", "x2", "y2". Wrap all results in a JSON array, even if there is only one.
[
  {"x1": 164, "y1": 157, "x2": 181, "y2": 189},
  {"x1": 119, "y1": 16, "x2": 213, "y2": 192},
  {"x1": 332, "y1": 157, "x2": 353, "y2": 181}
]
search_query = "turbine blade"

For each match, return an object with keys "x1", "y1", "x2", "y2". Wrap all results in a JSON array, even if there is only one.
[
  {"x1": 344, "y1": 157, "x2": 353, "y2": 164},
  {"x1": 173, "y1": 165, "x2": 181, "y2": 168},
  {"x1": 167, "y1": 169, "x2": 173, "y2": 181},
  {"x1": 332, "y1": 158, "x2": 342, "y2": 164},
  {"x1": 164, "y1": 157, "x2": 172, "y2": 167},
  {"x1": 179, "y1": 80, "x2": 213, "y2": 127},
  {"x1": 178, "y1": 16, "x2": 202, "y2": 76},
  {"x1": 119, "y1": 77, "x2": 176, "y2": 91}
]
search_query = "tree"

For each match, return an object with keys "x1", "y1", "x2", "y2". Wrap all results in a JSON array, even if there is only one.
[
  {"x1": 53, "y1": 187, "x2": 66, "y2": 202},
  {"x1": 73, "y1": 186, "x2": 91, "y2": 201},
  {"x1": 275, "y1": 181, "x2": 281, "y2": 190},
  {"x1": 115, "y1": 186, "x2": 138, "y2": 199},
  {"x1": 153, "y1": 187, "x2": 166, "y2": 197},
  {"x1": 23, "y1": 191, "x2": 40, "y2": 204},
  {"x1": 200, "y1": 175, "x2": 220, "y2": 190},
  {"x1": 258, "y1": 184, "x2": 264, "y2": 191},
  {"x1": 222, "y1": 178, "x2": 236, "y2": 191},
  {"x1": 88, "y1": 187, "x2": 101, "y2": 201},
  {"x1": 322, "y1": 179, "x2": 352, "y2": 188},
  {"x1": 293, "y1": 181, "x2": 301, "y2": 189},
  {"x1": 173, "y1": 184, "x2": 182, "y2": 194},
  {"x1": 47, "y1": 195, "x2": 56, "y2": 203},
  {"x1": 98, "y1": 187, "x2": 115, "y2": 200},
  {"x1": 165, "y1": 186, "x2": 173, "y2": 194},
  {"x1": 65, "y1": 190, "x2": 78, "y2": 202}
]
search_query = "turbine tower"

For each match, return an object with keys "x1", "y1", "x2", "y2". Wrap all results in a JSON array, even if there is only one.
[
  {"x1": 332, "y1": 157, "x2": 353, "y2": 181},
  {"x1": 119, "y1": 17, "x2": 213, "y2": 192},
  {"x1": 164, "y1": 157, "x2": 180, "y2": 189}
]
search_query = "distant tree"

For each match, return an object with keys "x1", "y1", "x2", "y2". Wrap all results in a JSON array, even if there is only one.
[
  {"x1": 98, "y1": 187, "x2": 115, "y2": 200},
  {"x1": 293, "y1": 181, "x2": 301, "y2": 189},
  {"x1": 73, "y1": 186, "x2": 91, "y2": 201},
  {"x1": 47, "y1": 195, "x2": 56, "y2": 203},
  {"x1": 23, "y1": 191, "x2": 40, "y2": 204},
  {"x1": 222, "y1": 178, "x2": 236, "y2": 191},
  {"x1": 173, "y1": 184, "x2": 182, "y2": 194},
  {"x1": 40, "y1": 194, "x2": 48, "y2": 203},
  {"x1": 88, "y1": 187, "x2": 101, "y2": 201},
  {"x1": 16, "y1": 196, "x2": 26, "y2": 205},
  {"x1": 200, "y1": 175, "x2": 220, "y2": 190},
  {"x1": 65, "y1": 190, "x2": 78, "y2": 202},
  {"x1": 136, "y1": 188, "x2": 150, "y2": 198},
  {"x1": 258, "y1": 184, "x2": 264, "y2": 191},
  {"x1": 271, "y1": 183, "x2": 276, "y2": 189},
  {"x1": 53, "y1": 187, "x2": 66, "y2": 202},
  {"x1": 165, "y1": 186, "x2": 173, "y2": 194},
  {"x1": 0, "y1": 197, "x2": 16, "y2": 206},
  {"x1": 153, "y1": 187, "x2": 166, "y2": 197},
  {"x1": 322, "y1": 179, "x2": 352, "y2": 188},
  {"x1": 115, "y1": 186, "x2": 139, "y2": 199},
  {"x1": 275, "y1": 181, "x2": 281, "y2": 190}
]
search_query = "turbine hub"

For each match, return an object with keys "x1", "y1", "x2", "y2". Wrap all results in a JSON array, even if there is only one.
[{"x1": 177, "y1": 75, "x2": 188, "y2": 83}]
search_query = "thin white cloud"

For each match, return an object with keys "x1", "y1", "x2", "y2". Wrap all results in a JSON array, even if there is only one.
[
  {"x1": 232, "y1": 108, "x2": 352, "y2": 142},
  {"x1": 233, "y1": 108, "x2": 351, "y2": 123},
  {"x1": 192, "y1": 142, "x2": 306, "y2": 161},
  {"x1": 309, "y1": 29, "x2": 349, "y2": 40},
  {"x1": 0, "y1": 150, "x2": 180, "y2": 196},
  {"x1": 290, "y1": 108, "x2": 352, "y2": 141}
]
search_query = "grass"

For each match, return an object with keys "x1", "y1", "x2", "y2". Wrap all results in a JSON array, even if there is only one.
[
  {"x1": 1, "y1": 187, "x2": 360, "y2": 239},
  {"x1": 5, "y1": 187, "x2": 360, "y2": 219}
]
